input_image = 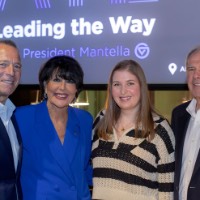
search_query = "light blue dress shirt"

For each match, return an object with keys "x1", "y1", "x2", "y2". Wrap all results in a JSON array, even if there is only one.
[{"x1": 0, "y1": 99, "x2": 19, "y2": 171}]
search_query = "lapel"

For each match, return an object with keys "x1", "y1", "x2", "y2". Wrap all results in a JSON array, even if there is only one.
[
  {"x1": 175, "y1": 107, "x2": 191, "y2": 180},
  {"x1": 63, "y1": 106, "x2": 80, "y2": 164},
  {"x1": 34, "y1": 101, "x2": 78, "y2": 184},
  {"x1": 0, "y1": 118, "x2": 14, "y2": 166},
  {"x1": 11, "y1": 115, "x2": 23, "y2": 177}
]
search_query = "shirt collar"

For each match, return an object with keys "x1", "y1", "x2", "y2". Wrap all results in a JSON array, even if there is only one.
[
  {"x1": 187, "y1": 98, "x2": 200, "y2": 118},
  {"x1": 0, "y1": 99, "x2": 15, "y2": 121}
]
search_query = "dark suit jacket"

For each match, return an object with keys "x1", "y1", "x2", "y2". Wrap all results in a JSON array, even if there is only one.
[
  {"x1": 171, "y1": 100, "x2": 200, "y2": 200},
  {"x1": 0, "y1": 115, "x2": 23, "y2": 200}
]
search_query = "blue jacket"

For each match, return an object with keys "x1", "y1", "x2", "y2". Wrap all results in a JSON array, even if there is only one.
[{"x1": 15, "y1": 101, "x2": 93, "y2": 200}]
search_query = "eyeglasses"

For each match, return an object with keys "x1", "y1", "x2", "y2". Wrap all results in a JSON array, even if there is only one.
[{"x1": 0, "y1": 60, "x2": 22, "y2": 72}]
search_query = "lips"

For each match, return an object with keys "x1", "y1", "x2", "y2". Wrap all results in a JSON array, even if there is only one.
[
  {"x1": 119, "y1": 96, "x2": 131, "y2": 101},
  {"x1": 55, "y1": 93, "x2": 68, "y2": 99},
  {"x1": 193, "y1": 83, "x2": 200, "y2": 86},
  {"x1": 1, "y1": 79, "x2": 14, "y2": 85}
]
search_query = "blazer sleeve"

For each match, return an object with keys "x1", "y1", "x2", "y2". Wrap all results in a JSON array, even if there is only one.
[{"x1": 76, "y1": 109, "x2": 93, "y2": 187}]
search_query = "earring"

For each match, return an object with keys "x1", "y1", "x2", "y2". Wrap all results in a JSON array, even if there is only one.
[
  {"x1": 44, "y1": 93, "x2": 47, "y2": 99},
  {"x1": 72, "y1": 97, "x2": 76, "y2": 103}
]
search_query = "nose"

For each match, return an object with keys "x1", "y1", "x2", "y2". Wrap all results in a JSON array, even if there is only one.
[
  {"x1": 194, "y1": 68, "x2": 200, "y2": 78},
  {"x1": 5, "y1": 63, "x2": 14, "y2": 76},
  {"x1": 120, "y1": 85, "x2": 126, "y2": 94},
  {"x1": 60, "y1": 80, "x2": 66, "y2": 90}
]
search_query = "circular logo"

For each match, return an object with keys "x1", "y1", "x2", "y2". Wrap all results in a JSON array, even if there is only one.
[{"x1": 134, "y1": 43, "x2": 150, "y2": 59}]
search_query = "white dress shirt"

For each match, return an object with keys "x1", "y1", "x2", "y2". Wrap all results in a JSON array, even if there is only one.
[
  {"x1": 0, "y1": 99, "x2": 19, "y2": 171},
  {"x1": 179, "y1": 98, "x2": 200, "y2": 200}
]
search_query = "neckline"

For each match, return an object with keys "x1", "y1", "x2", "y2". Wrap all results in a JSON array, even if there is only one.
[{"x1": 113, "y1": 126, "x2": 134, "y2": 140}]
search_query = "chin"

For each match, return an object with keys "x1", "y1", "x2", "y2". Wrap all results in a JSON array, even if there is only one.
[{"x1": 193, "y1": 90, "x2": 200, "y2": 97}]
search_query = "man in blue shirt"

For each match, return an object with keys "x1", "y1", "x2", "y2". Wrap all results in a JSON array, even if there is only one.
[{"x1": 0, "y1": 39, "x2": 22, "y2": 200}]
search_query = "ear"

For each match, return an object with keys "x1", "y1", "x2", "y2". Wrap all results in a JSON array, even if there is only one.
[
  {"x1": 43, "y1": 81, "x2": 47, "y2": 93},
  {"x1": 71, "y1": 97, "x2": 77, "y2": 104}
]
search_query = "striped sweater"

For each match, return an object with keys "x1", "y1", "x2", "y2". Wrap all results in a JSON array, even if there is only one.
[{"x1": 92, "y1": 110, "x2": 175, "y2": 200}]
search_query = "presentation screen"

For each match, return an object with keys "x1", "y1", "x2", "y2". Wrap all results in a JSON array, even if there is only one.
[{"x1": 0, "y1": 0, "x2": 199, "y2": 85}]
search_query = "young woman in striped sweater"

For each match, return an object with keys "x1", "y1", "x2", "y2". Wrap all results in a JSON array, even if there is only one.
[{"x1": 92, "y1": 59, "x2": 175, "y2": 200}]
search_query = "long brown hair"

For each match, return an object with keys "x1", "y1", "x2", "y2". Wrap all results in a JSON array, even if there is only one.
[{"x1": 97, "y1": 59, "x2": 157, "y2": 140}]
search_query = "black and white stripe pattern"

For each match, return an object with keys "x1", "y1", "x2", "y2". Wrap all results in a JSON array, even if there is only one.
[{"x1": 92, "y1": 111, "x2": 175, "y2": 200}]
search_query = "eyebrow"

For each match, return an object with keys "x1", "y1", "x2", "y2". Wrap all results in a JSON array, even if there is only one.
[
  {"x1": 187, "y1": 65, "x2": 195, "y2": 68},
  {"x1": 0, "y1": 59, "x2": 21, "y2": 63},
  {"x1": 112, "y1": 79, "x2": 136, "y2": 82}
]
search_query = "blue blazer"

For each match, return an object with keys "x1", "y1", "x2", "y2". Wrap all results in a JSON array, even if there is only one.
[
  {"x1": 171, "y1": 101, "x2": 200, "y2": 200},
  {"x1": 14, "y1": 101, "x2": 93, "y2": 200}
]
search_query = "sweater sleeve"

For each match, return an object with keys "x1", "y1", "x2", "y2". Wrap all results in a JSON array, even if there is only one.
[{"x1": 154, "y1": 118, "x2": 175, "y2": 200}]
